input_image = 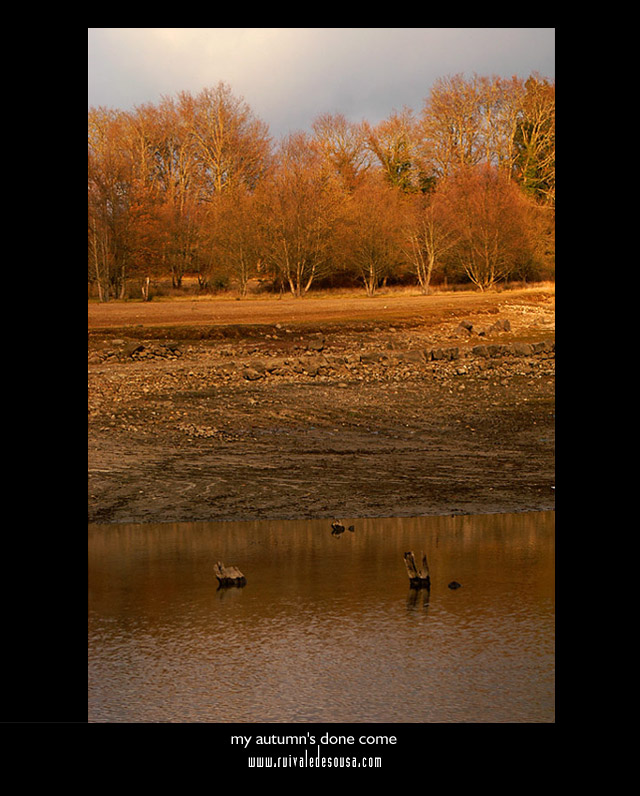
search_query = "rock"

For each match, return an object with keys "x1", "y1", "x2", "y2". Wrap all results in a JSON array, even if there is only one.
[
  {"x1": 307, "y1": 333, "x2": 325, "y2": 351},
  {"x1": 242, "y1": 367, "x2": 263, "y2": 381},
  {"x1": 448, "y1": 581, "x2": 462, "y2": 589},
  {"x1": 430, "y1": 347, "x2": 460, "y2": 361},
  {"x1": 488, "y1": 318, "x2": 511, "y2": 333},
  {"x1": 123, "y1": 342, "x2": 144, "y2": 357},
  {"x1": 247, "y1": 359, "x2": 266, "y2": 373},
  {"x1": 360, "y1": 351, "x2": 387, "y2": 364},
  {"x1": 265, "y1": 357, "x2": 286, "y2": 373},
  {"x1": 472, "y1": 344, "x2": 489, "y2": 358},
  {"x1": 396, "y1": 349, "x2": 425, "y2": 364}
]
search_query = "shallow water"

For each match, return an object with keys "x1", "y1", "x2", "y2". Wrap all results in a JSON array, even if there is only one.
[{"x1": 88, "y1": 511, "x2": 554, "y2": 723}]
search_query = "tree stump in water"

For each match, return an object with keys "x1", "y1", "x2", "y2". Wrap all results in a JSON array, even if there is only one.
[
  {"x1": 404, "y1": 551, "x2": 431, "y2": 589},
  {"x1": 214, "y1": 561, "x2": 247, "y2": 588}
]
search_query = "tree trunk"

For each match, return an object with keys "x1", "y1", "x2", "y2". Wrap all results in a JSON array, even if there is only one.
[
  {"x1": 118, "y1": 262, "x2": 127, "y2": 299},
  {"x1": 92, "y1": 230, "x2": 106, "y2": 302}
]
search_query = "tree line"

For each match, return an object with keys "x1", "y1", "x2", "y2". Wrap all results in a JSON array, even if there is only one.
[{"x1": 88, "y1": 73, "x2": 555, "y2": 301}]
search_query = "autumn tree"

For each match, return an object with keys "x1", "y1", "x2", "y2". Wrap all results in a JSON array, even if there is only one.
[
  {"x1": 183, "y1": 82, "x2": 271, "y2": 194},
  {"x1": 257, "y1": 133, "x2": 343, "y2": 296},
  {"x1": 512, "y1": 75, "x2": 555, "y2": 206},
  {"x1": 443, "y1": 165, "x2": 535, "y2": 290},
  {"x1": 312, "y1": 112, "x2": 371, "y2": 191},
  {"x1": 122, "y1": 84, "x2": 272, "y2": 290},
  {"x1": 420, "y1": 73, "x2": 555, "y2": 191},
  {"x1": 473, "y1": 75, "x2": 529, "y2": 176},
  {"x1": 402, "y1": 188, "x2": 459, "y2": 294},
  {"x1": 363, "y1": 108, "x2": 425, "y2": 192},
  {"x1": 128, "y1": 98, "x2": 203, "y2": 288},
  {"x1": 88, "y1": 108, "x2": 149, "y2": 300},
  {"x1": 339, "y1": 175, "x2": 405, "y2": 295},
  {"x1": 89, "y1": 108, "x2": 121, "y2": 300},
  {"x1": 205, "y1": 187, "x2": 261, "y2": 295},
  {"x1": 421, "y1": 74, "x2": 485, "y2": 177}
]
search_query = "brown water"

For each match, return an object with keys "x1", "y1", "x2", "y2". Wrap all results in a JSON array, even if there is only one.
[{"x1": 88, "y1": 511, "x2": 554, "y2": 723}]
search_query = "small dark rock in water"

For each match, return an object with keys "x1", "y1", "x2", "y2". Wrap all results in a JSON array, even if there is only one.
[
  {"x1": 448, "y1": 581, "x2": 462, "y2": 589},
  {"x1": 348, "y1": 525, "x2": 355, "y2": 532}
]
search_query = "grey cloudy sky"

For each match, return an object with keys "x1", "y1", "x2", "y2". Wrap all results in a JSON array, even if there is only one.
[{"x1": 88, "y1": 28, "x2": 555, "y2": 138}]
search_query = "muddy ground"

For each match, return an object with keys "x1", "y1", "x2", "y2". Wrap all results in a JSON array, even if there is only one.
[{"x1": 88, "y1": 288, "x2": 555, "y2": 525}]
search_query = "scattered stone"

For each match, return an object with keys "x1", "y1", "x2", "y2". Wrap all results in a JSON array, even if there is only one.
[
  {"x1": 265, "y1": 358, "x2": 285, "y2": 373},
  {"x1": 481, "y1": 318, "x2": 512, "y2": 334},
  {"x1": 246, "y1": 359, "x2": 266, "y2": 374},
  {"x1": 429, "y1": 347, "x2": 459, "y2": 361},
  {"x1": 486, "y1": 344, "x2": 503, "y2": 358},
  {"x1": 396, "y1": 349, "x2": 425, "y2": 364},
  {"x1": 360, "y1": 351, "x2": 388, "y2": 364},
  {"x1": 307, "y1": 333, "x2": 325, "y2": 351},
  {"x1": 532, "y1": 340, "x2": 552, "y2": 353},
  {"x1": 303, "y1": 362, "x2": 320, "y2": 377},
  {"x1": 124, "y1": 342, "x2": 145, "y2": 357}
]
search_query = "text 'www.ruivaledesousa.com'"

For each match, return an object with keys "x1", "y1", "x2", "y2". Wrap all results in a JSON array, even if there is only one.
[{"x1": 247, "y1": 747, "x2": 382, "y2": 768}]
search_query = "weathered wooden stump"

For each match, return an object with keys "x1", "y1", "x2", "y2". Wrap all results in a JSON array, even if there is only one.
[
  {"x1": 404, "y1": 551, "x2": 431, "y2": 589},
  {"x1": 214, "y1": 561, "x2": 247, "y2": 588}
]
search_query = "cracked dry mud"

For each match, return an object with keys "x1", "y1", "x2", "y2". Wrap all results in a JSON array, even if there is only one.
[{"x1": 88, "y1": 288, "x2": 555, "y2": 525}]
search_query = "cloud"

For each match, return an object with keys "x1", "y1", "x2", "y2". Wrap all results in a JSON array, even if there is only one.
[{"x1": 88, "y1": 28, "x2": 555, "y2": 137}]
